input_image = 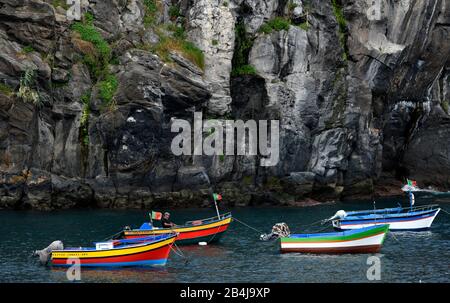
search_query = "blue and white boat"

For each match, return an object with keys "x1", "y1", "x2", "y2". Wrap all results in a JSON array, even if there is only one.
[{"x1": 324, "y1": 192, "x2": 441, "y2": 231}]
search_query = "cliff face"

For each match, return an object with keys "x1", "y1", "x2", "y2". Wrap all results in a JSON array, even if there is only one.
[{"x1": 0, "y1": 0, "x2": 449, "y2": 210}]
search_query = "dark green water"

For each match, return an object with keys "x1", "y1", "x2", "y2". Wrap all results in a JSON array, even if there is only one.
[{"x1": 1, "y1": 200, "x2": 449, "y2": 283}]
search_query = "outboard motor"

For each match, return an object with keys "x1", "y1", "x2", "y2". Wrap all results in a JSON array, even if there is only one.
[
  {"x1": 260, "y1": 223, "x2": 290, "y2": 241},
  {"x1": 322, "y1": 210, "x2": 347, "y2": 224},
  {"x1": 33, "y1": 240, "x2": 64, "y2": 265}
]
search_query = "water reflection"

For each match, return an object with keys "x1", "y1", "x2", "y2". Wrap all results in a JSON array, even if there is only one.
[{"x1": 50, "y1": 266, "x2": 174, "y2": 283}]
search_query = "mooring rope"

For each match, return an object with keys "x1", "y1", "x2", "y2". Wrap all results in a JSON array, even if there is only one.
[
  {"x1": 306, "y1": 219, "x2": 328, "y2": 227},
  {"x1": 233, "y1": 217, "x2": 265, "y2": 234},
  {"x1": 234, "y1": 216, "x2": 336, "y2": 235},
  {"x1": 441, "y1": 208, "x2": 450, "y2": 216},
  {"x1": 206, "y1": 225, "x2": 222, "y2": 244},
  {"x1": 309, "y1": 225, "x2": 330, "y2": 233},
  {"x1": 388, "y1": 231, "x2": 400, "y2": 242},
  {"x1": 170, "y1": 243, "x2": 189, "y2": 264}
]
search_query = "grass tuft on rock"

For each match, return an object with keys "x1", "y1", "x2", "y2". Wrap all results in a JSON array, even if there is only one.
[
  {"x1": 441, "y1": 100, "x2": 449, "y2": 114},
  {"x1": 169, "y1": 5, "x2": 181, "y2": 20},
  {"x1": 231, "y1": 21, "x2": 256, "y2": 76},
  {"x1": 51, "y1": 0, "x2": 69, "y2": 10},
  {"x1": 0, "y1": 83, "x2": 14, "y2": 96},
  {"x1": 231, "y1": 64, "x2": 257, "y2": 76},
  {"x1": 139, "y1": 1, "x2": 205, "y2": 70},
  {"x1": 331, "y1": 0, "x2": 349, "y2": 61},
  {"x1": 71, "y1": 22, "x2": 111, "y2": 61},
  {"x1": 259, "y1": 17, "x2": 291, "y2": 34},
  {"x1": 71, "y1": 13, "x2": 118, "y2": 85},
  {"x1": 143, "y1": 0, "x2": 158, "y2": 27},
  {"x1": 98, "y1": 74, "x2": 118, "y2": 104},
  {"x1": 17, "y1": 69, "x2": 41, "y2": 106},
  {"x1": 152, "y1": 33, "x2": 205, "y2": 70},
  {"x1": 21, "y1": 45, "x2": 35, "y2": 54},
  {"x1": 79, "y1": 92, "x2": 91, "y2": 146}
]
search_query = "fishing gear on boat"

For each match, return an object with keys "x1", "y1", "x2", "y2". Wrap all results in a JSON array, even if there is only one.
[
  {"x1": 260, "y1": 223, "x2": 291, "y2": 241},
  {"x1": 102, "y1": 228, "x2": 128, "y2": 241}
]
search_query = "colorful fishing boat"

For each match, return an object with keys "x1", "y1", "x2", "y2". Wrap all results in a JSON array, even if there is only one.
[
  {"x1": 280, "y1": 225, "x2": 389, "y2": 254},
  {"x1": 330, "y1": 205, "x2": 441, "y2": 231},
  {"x1": 324, "y1": 184, "x2": 441, "y2": 231},
  {"x1": 122, "y1": 212, "x2": 232, "y2": 245},
  {"x1": 51, "y1": 233, "x2": 177, "y2": 267}
]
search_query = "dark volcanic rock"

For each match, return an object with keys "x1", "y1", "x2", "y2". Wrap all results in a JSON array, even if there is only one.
[{"x1": 0, "y1": 0, "x2": 450, "y2": 209}]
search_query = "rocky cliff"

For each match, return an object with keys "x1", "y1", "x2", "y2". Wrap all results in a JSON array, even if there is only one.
[{"x1": 0, "y1": 0, "x2": 449, "y2": 210}]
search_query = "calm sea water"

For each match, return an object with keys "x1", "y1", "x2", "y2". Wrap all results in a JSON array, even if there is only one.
[{"x1": 1, "y1": 199, "x2": 449, "y2": 283}]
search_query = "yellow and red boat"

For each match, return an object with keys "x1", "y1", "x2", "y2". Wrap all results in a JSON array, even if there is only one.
[
  {"x1": 122, "y1": 213, "x2": 232, "y2": 245},
  {"x1": 51, "y1": 233, "x2": 177, "y2": 267}
]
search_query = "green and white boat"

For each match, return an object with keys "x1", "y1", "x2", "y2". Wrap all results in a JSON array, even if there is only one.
[{"x1": 280, "y1": 225, "x2": 389, "y2": 254}]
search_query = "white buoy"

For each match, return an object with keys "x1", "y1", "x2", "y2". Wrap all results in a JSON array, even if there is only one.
[{"x1": 198, "y1": 241, "x2": 207, "y2": 246}]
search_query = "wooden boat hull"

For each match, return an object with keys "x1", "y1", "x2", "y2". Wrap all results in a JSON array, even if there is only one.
[
  {"x1": 333, "y1": 208, "x2": 440, "y2": 231},
  {"x1": 51, "y1": 234, "x2": 177, "y2": 267},
  {"x1": 123, "y1": 215, "x2": 232, "y2": 245},
  {"x1": 280, "y1": 225, "x2": 389, "y2": 254}
]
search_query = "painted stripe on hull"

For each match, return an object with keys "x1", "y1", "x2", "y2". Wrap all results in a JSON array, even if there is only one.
[
  {"x1": 175, "y1": 230, "x2": 226, "y2": 245},
  {"x1": 51, "y1": 235, "x2": 176, "y2": 267},
  {"x1": 51, "y1": 237, "x2": 176, "y2": 259},
  {"x1": 52, "y1": 259, "x2": 167, "y2": 267},
  {"x1": 125, "y1": 223, "x2": 231, "y2": 245},
  {"x1": 283, "y1": 226, "x2": 388, "y2": 243},
  {"x1": 52, "y1": 244, "x2": 172, "y2": 265},
  {"x1": 175, "y1": 224, "x2": 230, "y2": 242},
  {"x1": 124, "y1": 217, "x2": 232, "y2": 236}
]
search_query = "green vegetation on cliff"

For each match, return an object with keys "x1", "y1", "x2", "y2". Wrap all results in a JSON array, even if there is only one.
[
  {"x1": 232, "y1": 21, "x2": 257, "y2": 77},
  {"x1": 331, "y1": 0, "x2": 349, "y2": 61},
  {"x1": 231, "y1": 65, "x2": 257, "y2": 76},
  {"x1": 71, "y1": 15, "x2": 112, "y2": 80},
  {"x1": 17, "y1": 69, "x2": 41, "y2": 106},
  {"x1": 0, "y1": 83, "x2": 13, "y2": 96},
  {"x1": 51, "y1": 0, "x2": 69, "y2": 10},
  {"x1": 151, "y1": 32, "x2": 205, "y2": 70},
  {"x1": 442, "y1": 100, "x2": 449, "y2": 113},
  {"x1": 72, "y1": 12, "x2": 118, "y2": 107},
  {"x1": 98, "y1": 74, "x2": 118, "y2": 104},
  {"x1": 259, "y1": 17, "x2": 291, "y2": 34},
  {"x1": 139, "y1": 2, "x2": 205, "y2": 70},
  {"x1": 79, "y1": 92, "x2": 91, "y2": 147},
  {"x1": 143, "y1": 0, "x2": 159, "y2": 27}
]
